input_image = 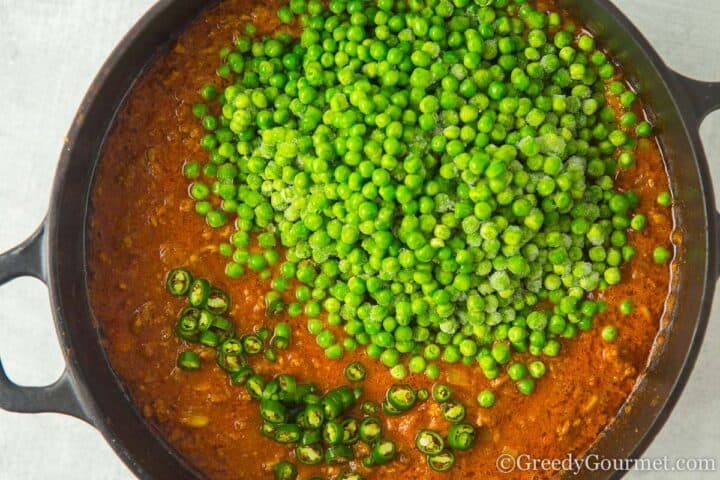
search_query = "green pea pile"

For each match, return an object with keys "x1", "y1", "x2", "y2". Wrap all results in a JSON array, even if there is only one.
[{"x1": 184, "y1": 0, "x2": 654, "y2": 388}]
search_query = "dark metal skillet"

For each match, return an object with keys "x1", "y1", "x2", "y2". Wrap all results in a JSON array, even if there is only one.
[{"x1": 0, "y1": 0, "x2": 718, "y2": 478}]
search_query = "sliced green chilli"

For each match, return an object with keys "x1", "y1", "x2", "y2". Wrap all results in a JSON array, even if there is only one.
[
  {"x1": 210, "y1": 316, "x2": 235, "y2": 341},
  {"x1": 260, "y1": 399, "x2": 287, "y2": 424},
  {"x1": 246, "y1": 374, "x2": 266, "y2": 399},
  {"x1": 274, "y1": 424, "x2": 301, "y2": 443},
  {"x1": 266, "y1": 293, "x2": 284, "y2": 315},
  {"x1": 298, "y1": 405, "x2": 324, "y2": 430},
  {"x1": 360, "y1": 400, "x2": 379, "y2": 415},
  {"x1": 296, "y1": 384, "x2": 318, "y2": 403},
  {"x1": 216, "y1": 338, "x2": 244, "y2": 373},
  {"x1": 322, "y1": 420, "x2": 343, "y2": 445},
  {"x1": 264, "y1": 347, "x2": 278, "y2": 362},
  {"x1": 206, "y1": 287, "x2": 230, "y2": 314},
  {"x1": 277, "y1": 374, "x2": 297, "y2": 395},
  {"x1": 242, "y1": 334, "x2": 263, "y2": 354},
  {"x1": 199, "y1": 330, "x2": 220, "y2": 347},
  {"x1": 273, "y1": 460, "x2": 297, "y2": 480},
  {"x1": 271, "y1": 335, "x2": 290, "y2": 350},
  {"x1": 256, "y1": 326, "x2": 272, "y2": 341},
  {"x1": 415, "y1": 429, "x2": 444, "y2": 455},
  {"x1": 336, "y1": 469, "x2": 363, "y2": 480},
  {"x1": 381, "y1": 399, "x2": 402, "y2": 416},
  {"x1": 261, "y1": 421, "x2": 277, "y2": 439},
  {"x1": 262, "y1": 379, "x2": 280, "y2": 401},
  {"x1": 188, "y1": 278, "x2": 211, "y2": 307},
  {"x1": 417, "y1": 388, "x2": 430, "y2": 402},
  {"x1": 198, "y1": 309, "x2": 214, "y2": 331},
  {"x1": 177, "y1": 350, "x2": 200, "y2": 370},
  {"x1": 166, "y1": 268, "x2": 192, "y2": 296},
  {"x1": 447, "y1": 423, "x2": 476, "y2": 451},
  {"x1": 440, "y1": 399, "x2": 466, "y2": 424},
  {"x1": 303, "y1": 392, "x2": 321, "y2": 405},
  {"x1": 230, "y1": 366, "x2": 254, "y2": 386},
  {"x1": 300, "y1": 429, "x2": 322, "y2": 446},
  {"x1": 344, "y1": 362, "x2": 367, "y2": 382},
  {"x1": 295, "y1": 443, "x2": 323, "y2": 465},
  {"x1": 325, "y1": 445, "x2": 353, "y2": 465},
  {"x1": 428, "y1": 450, "x2": 455, "y2": 472},
  {"x1": 176, "y1": 307, "x2": 201, "y2": 342},
  {"x1": 322, "y1": 390, "x2": 347, "y2": 419},
  {"x1": 333, "y1": 386, "x2": 357, "y2": 411},
  {"x1": 386, "y1": 384, "x2": 417, "y2": 411},
  {"x1": 432, "y1": 383, "x2": 451, "y2": 403},
  {"x1": 220, "y1": 337, "x2": 242, "y2": 355},
  {"x1": 371, "y1": 438, "x2": 396, "y2": 465},
  {"x1": 359, "y1": 416, "x2": 382, "y2": 444},
  {"x1": 341, "y1": 417, "x2": 359, "y2": 445}
]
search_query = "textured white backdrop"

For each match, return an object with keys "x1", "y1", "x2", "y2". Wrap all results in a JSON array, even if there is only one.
[{"x1": 0, "y1": 0, "x2": 718, "y2": 478}]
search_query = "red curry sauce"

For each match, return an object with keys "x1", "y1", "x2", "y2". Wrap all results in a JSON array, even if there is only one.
[{"x1": 87, "y1": 0, "x2": 674, "y2": 478}]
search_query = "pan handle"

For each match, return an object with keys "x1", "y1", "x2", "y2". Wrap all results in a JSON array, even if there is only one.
[
  {"x1": 0, "y1": 220, "x2": 91, "y2": 423},
  {"x1": 666, "y1": 69, "x2": 720, "y2": 125},
  {"x1": 665, "y1": 69, "x2": 720, "y2": 277}
]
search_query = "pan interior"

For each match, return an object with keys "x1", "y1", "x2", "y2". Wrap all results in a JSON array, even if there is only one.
[{"x1": 46, "y1": 1, "x2": 714, "y2": 479}]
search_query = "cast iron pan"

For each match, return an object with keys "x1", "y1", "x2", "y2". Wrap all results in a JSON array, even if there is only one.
[{"x1": 0, "y1": 0, "x2": 718, "y2": 478}]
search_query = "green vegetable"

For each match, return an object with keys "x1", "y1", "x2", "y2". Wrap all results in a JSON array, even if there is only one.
[
  {"x1": 440, "y1": 399, "x2": 466, "y2": 423},
  {"x1": 447, "y1": 423, "x2": 476, "y2": 451},
  {"x1": 619, "y1": 299, "x2": 633, "y2": 315},
  {"x1": 602, "y1": 325, "x2": 619, "y2": 342},
  {"x1": 416, "y1": 388, "x2": 429, "y2": 402},
  {"x1": 295, "y1": 444, "x2": 323, "y2": 465},
  {"x1": 344, "y1": 362, "x2": 366, "y2": 382},
  {"x1": 260, "y1": 399, "x2": 287, "y2": 424},
  {"x1": 341, "y1": 417, "x2": 360, "y2": 445},
  {"x1": 325, "y1": 445, "x2": 353, "y2": 464},
  {"x1": 386, "y1": 384, "x2": 416, "y2": 411},
  {"x1": 415, "y1": 429, "x2": 444, "y2": 455},
  {"x1": 517, "y1": 378, "x2": 536, "y2": 396},
  {"x1": 297, "y1": 405, "x2": 324, "y2": 430},
  {"x1": 275, "y1": 424, "x2": 302, "y2": 443},
  {"x1": 166, "y1": 268, "x2": 193, "y2": 296},
  {"x1": 230, "y1": 366, "x2": 254, "y2": 386},
  {"x1": 242, "y1": 335, "x2": 263, "y2": 354},
  {"x1": 188, "y1": 278, "x2": 210, "y2": 307},
  {"x1": 335, "y1": 469, "x2": 363, "y2": 480},
  {"x1": 323, "y1": 420, "x2": 343, "y2": 446},
  {"x1": 273, "y1": 460, "x2": 297, "y2": 480},
  {"x1": 657, "y1": 191, "x2": 672, "y2": 206},
  {"x1": 246, "y1": 374, "x2": 266, "y2": 399},
  {"x1": 206, "y1": 288, "x2": 230, "y2": 314},
  {"x1": 216, "y1": 338, "x2": 245, "y2": 373},
  {"x1": 185, "y1": 0, "x2": 659, "y2": 408},
  {"x1": 427, "y1": 450, "x2": 455, "y2": 472},
  {"x1": 176, "y1": 307, "x2": 201, "y2": 342},
  {"x1": 371, "y1": 438, "x2": 396, "y2": 465},
  {"x1": 177, "y1": 350, "x2": 200, "y2": 370},
  {"x1": 432, "y1": 384, "x2": 451, "y2": 403},
  {"x1": 653, "y1": 246, "x2": 672, "y2": 264},
  {"x1": 528, "y1": 361, "x2": 547, "y2": 379},
  {"x1": 359, "y1": 416, "x2": 383, "y2": 444},
  {"x1": 477, "y1": 389, "x2": 496, "y2": 408},
  {"x1": 360, "y1": 400, "x2": 379, "y2": 415}
]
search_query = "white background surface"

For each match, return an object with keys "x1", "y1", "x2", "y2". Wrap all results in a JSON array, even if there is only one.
[{"x1": 0, "y1": 0, "x2": 718, "y2": 478}]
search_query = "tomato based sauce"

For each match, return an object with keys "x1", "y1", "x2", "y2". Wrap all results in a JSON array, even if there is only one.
[{"x1": 87, "y1": 0, "x2": 674, "y2": 478}]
